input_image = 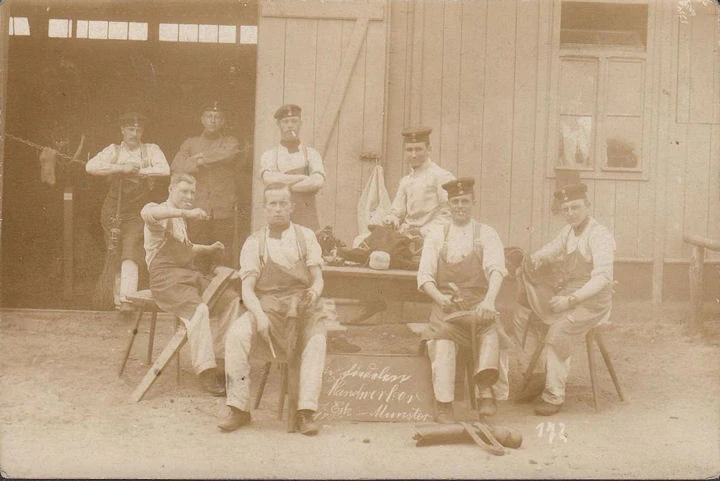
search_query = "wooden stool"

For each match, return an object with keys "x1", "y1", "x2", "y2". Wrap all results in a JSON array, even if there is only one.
[
  {"x1": 254, "y1": 361, "x2": 299, "y2": 432},
  {"x1": 522, "y1": 325, "x2": 624, "y2": 411},
  {"x1": 117, "y1": 289, "x2": 185, "y2": 402}
]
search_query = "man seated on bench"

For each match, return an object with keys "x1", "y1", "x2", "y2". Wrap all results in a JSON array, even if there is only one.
[
  {"x1": 141, "y1": 173, "x2": 242, "y2": 397},
  {"x1": 417, "y1": 177, "x2": 509, "y2": 423},
  {"x1": 513, "y1": 182, "x2": 615, "y2": 416},
  {"x1": 219, "y1": 183, "x2": 328, "y2": 435}
]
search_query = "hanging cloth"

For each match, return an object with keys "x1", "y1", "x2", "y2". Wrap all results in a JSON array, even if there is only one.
[{"x1": 353, "y1": 164, "x2": 392, "y2": 248}]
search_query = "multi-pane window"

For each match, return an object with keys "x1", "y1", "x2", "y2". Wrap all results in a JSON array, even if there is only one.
[
  {"x1": 553, "y1": 1, "x2": 650, "y2": 177},
  {"x1": 9, "y1": 17, "x2": 31, "y2": 36}
]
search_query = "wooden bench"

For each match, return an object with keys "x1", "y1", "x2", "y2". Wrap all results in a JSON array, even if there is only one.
[{"x1": 683, "y1": 233, "x2": 720, "y2": 333}]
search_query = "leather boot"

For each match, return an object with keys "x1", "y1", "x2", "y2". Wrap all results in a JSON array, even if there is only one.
[
  {"x1": 217, "y1": 407, "x2": 251, "y2": 432},
  {"x1": 434, "y1": 401, "x2": 454, "y2": 424},
  {"x1": 296, "y1": 409, "x2": 320, "y2": 436},
  {"x1": 534, "y1": 400, "x2": 562, "y2": 416}
]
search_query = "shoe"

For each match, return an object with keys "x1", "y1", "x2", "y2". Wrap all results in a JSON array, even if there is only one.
[
  {"x1": 199, "y1": 369, "x2": 226, "y2": 397},
  {"x1": 477, "y1": 397, "x2": 497, "y2": 417},
  {"x1": 515, "y1": 372, "x2": 546, "y2": 403},
  {"x1": 217, "y1": 407, "x2": 251, "y2": 432},
  {"x1": 327, "y1": 336, "x2": 361, "y2": 354},
  {"x1": 434, "y1": 401, "x2": 454, "y2": 424},
  {"x1": 296, "y1": 410, "x2": 320, "y2": 436},
  {"x1": 534, "y1": 400, "x2": 562, "y2": 416}
]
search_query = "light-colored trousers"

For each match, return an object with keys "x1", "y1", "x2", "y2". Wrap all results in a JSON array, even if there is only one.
[
  {"x1": 180, "y1": 298, "x2": 241, "y2": 375},
  {"x1": 426, "y1": 333, "x2": 510, "y2": 403},
  {"x1": 224, "y1": 312, "x2": 327, "y2": 412}
]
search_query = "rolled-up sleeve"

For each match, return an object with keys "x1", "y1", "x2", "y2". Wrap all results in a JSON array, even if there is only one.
[
  {"x1": 417, "y1": 226, "x2": 443, "y2": 290},
  {"x1": 533, "y1": 228, "x2": 566, "y2": 263},
  {"x1": 141, "y1": 144, "x2": 170, "y2": 176},
  {"x1": 589, "y1": 225, "x2": 615, "y2": 282},
  {"x1": 480, "y1": 225, "x2": 508, "y2": 279},
  {"x1": 239, "y1": 235, "x2": 261, "y2": 280},
  {"x1": 85, "y1": 144, "x2": 116, "y2": 174},
  {"x1": 304, "y1": 229, "x2": 324, "y2": 267},
  {"x1": 308, "y1": 148, "x2": 326, "y2": 179}
]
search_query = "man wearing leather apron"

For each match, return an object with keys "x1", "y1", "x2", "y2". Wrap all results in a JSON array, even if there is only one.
[
  {"x1": 417, "y1": 178, "x2": 509, "y2": 423},
  {"x1": 259, "y1": 104, "x2": 325, "y2": 231},
  {"x1": 141, "y1": 174, "x2": 243, "y2": 397},
  {"x1": 86, "y1": 112, "x2": 169, "y2": 309},
  {"x1": 513, "y1": 182, "x2": 615, "y2": 416},
  {"x1": 219, "y1": 183, "x2": 329, "y2": 435}
]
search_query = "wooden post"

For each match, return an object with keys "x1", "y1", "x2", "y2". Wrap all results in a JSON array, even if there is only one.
[
  {"x1": 62, "y1": 186, "x2": 74, "y2": 300},
  {"x1": 0, "y1": 5, "x2": 9, "y2": 302},
  {"x1": 688, "y1": 244, "x2": 705, "y2": 333}
]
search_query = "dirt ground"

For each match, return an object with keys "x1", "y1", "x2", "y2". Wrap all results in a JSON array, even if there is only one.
[{"x1": 1, "y1": 301, "x2": 718, "y2": 479}]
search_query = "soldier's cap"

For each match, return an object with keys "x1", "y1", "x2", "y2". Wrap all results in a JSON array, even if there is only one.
[
  {"x1": 442, "y1": 177, "x2": 475, "y2": 199},
  {"x1": 200, "y1": 100, "x2": 225, "y2": 114},
  {"x1": 274, "y1": 104, "x2": 302, "y2": 120},
  {"x1": 119, "y1": 112, "x2": 147, "y2": 128},
  {"x1": 402, "y1": 126, "x2": 432, "y2": 143},
  {"x1": 554, "y1": 183, "x2": 588, "y2": 203}
]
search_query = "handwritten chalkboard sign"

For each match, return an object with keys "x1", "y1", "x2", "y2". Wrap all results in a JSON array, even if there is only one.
[{"x1": 316, "y1": 354, "x2": 434, "y2": 423}]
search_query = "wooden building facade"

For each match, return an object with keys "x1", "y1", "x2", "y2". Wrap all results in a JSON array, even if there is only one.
[{"x1": 252, "y1": 0, "x2": 720, "y2": 302}]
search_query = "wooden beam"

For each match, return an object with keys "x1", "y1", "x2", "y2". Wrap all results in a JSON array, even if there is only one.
[
  {"x1": 683, "y1": 233, "x2": 720, "y2": 252},
  {"x1": 261, "y1": 2, "x2": 384, "y2": 21},
  {"x1": 316, "y1": 16, "x2": 370, "y2": 157},
  {"x1": 688, "y1": 244, "x2": 705, "y2": 333},
  {"x1": 0, "y1": 5, "x2": 8, "y2": 292}
]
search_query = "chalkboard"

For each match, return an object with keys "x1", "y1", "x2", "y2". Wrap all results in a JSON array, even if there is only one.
[{"x1": 316, "y1": 354, "x2": 435, "y2": 423}]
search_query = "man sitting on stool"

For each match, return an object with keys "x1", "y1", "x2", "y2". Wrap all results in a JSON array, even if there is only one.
[
  {"x1": 141, "y1": 173, "x2": 243, "y2": 396},
  {"x1": 219, "y1": 183, "x2": 328, "y2": 435},
  {"x1": 513, "y1": 182, "x2": 615, "y2": 416},
  {"x1": 417, "y1": 177, "x2": 509, "y2": 422}
]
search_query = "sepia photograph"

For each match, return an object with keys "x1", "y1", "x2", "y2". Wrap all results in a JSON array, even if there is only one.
[{"x1": 0, "y1": 0, "x2": 718, "y2": 478}]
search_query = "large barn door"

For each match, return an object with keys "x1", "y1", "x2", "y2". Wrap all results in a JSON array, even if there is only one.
[{"x1": 252, "y1": 0, "x2": 388, "y2": 242}]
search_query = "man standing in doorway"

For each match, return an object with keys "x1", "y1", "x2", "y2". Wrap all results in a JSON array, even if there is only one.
[
  {"x1": 259, "y1": 104, "x2": 325, "y2": 231},
  {"x1": 86, "y1": 112, "x2": 169, "y2": 309},
  {"x1": 172, "y1": 101, "x2": 243, "y2": 267}
]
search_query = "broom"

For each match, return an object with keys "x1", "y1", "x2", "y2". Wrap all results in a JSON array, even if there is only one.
[{"x1": 94, "y1": 180, "x2": 124, "y2": 310}]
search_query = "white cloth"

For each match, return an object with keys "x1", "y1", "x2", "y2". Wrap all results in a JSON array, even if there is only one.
[
  {"x1": 354, "y1": 164, "x2": 392, "y2": 247},
  {"x1": 86, "y1": 142, "x2": 169, "y2": 176},
  {"x1": 140, "y1": 201, "x2": 191, "y2": 266},
  {"x1": 225, "y1": 311, "x2": 327, "y2": 411},
  {"x1": 259, "y1": 143, "x2": 326, "y2": 180},
  {"x1": 182, "y1": 298, "x2": 240, "y2": 375},
  {"x1": 533, "y1": 217, "x2": 615, "y2": 283},
  {"x1": 417, "y1": 220, "x2": 508, "y2": 290},
  {"x1": 389, "y1": 159, "x2": 455, "y2": 232},
  {"x1": 239, "y1": 223, "x2": 323, "y2": 280}
]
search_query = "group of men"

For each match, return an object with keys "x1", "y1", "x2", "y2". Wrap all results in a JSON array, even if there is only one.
[{"x1": 88, "y1": 102, "x2": 615, "y2": 434}]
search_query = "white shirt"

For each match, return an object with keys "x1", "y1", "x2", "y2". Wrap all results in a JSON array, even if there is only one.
[
  {"x1": 239, "y1": 223, "x2": 323, "y2": 280},
  {"x1": 534, "y1": 217, "x2": 615, "y2": 282},
  {"x1": 259, "y1": 143, "x2": 326, "y2": 181},
  {"x1": 141, "y1": 201, "x2": 190, "y2": 266},
  {"x1": 417, "y1": 220, "x2": 508, "y2": 290},
  {"x1": 390, "y1": 159, "x2": 455, "y2": 231},
  {"x1": 86, "y1": 142, "x2": 169, "y2": 176}
]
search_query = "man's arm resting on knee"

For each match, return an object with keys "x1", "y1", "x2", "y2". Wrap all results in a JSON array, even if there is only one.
[
  {"x1": 241, "y1": 276, "x2": 271, "y2": 340},
  {"x1": 306, "y1": 265, "x2": 324, "y2": 305}
]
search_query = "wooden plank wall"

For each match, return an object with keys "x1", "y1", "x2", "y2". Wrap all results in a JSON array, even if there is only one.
[
  {"x1": 252, "y1": 1, "x2": 387, "y2": 238},
  {"x1": 384, "y1": 0, "x2": 719, "y2": 269}
]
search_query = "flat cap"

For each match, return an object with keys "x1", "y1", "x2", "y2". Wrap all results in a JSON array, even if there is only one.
[
  {"x1": 200, "y1": 100, "x2": 225, "y2": 114},
  {"x1": 274, "y1": 104, "x2": 302, "y2": 120},
  {"x1": 442, "y1": 177, "x2": 475, "y2": 198},
  {"x1": 119, "y1": 112, "x2": 147, "y2": 127},
  {"x1": 554, "y1": 183, "x2": 588, "y2": 203},
  {"x1": 401, "y1": 126, "x2": 432, "y2": 143}
]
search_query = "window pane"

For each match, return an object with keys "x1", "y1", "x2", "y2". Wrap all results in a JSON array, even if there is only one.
[
  {"x1": 558, "y1": 115, "x2": 593, "y2": 168},
  {"x1": 199, "y1": 24, "x2": 218, "y2": 43},
  {"x1": 606, "y1": 59, "x2": 644, "y2": 116},
  {"x1": 88, "y1": 20, "x2": 108, "y2": 39},
  {"x1": 605, "y1": 116, "x2": 642, "y2": 169},
  {"x1": 561, "y1": 2, "x2": 647, "y2": 48},
  {"x1": 128, "y1": 22, "x2": 148, "y2": 41},
  {"x1": 159, "y1": 23, "x2": 179, "y2": 41},
  {"x1": 108, "y1": 21, "x2": 128, "y2": 40},
  {"x1": 10, "y1": 17, "x2": 31, "y2": 36},
  {"x1": 76, "y1": 20, "x2": 89, "y2": 38},
  {"x1": 179, "y1": 24, "x2": 198, "y2": 42},
  {"x1": 559, "y1": 58, "x2": 598, "y2": 115},
  {"x1": 218, "y1": 25, "x2": 236, "y2": 44},
  {"x1": 48, "y1": 19, "x2": 72, "y2": 38},
  {"x1": 240, "y1": 25, "x2": 258, "y2": 44}
]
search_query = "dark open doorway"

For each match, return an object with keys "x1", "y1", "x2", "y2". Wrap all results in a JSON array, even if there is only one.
[{"x1": 1, "y1": 0, "x2": 258, "y2": 308}]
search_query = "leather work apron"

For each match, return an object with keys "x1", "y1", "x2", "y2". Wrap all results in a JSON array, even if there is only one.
[
  {"x1": 422, "y1": 224, "x2": 500, "y2": 388},
  {"x1": 252, "y1": 229, "x2": 326, "y2": 360},
  {"x1": 274, "y1": 146, "x2": 320, "y2": 231},
  {"x1": 544, "y1": 232, "x2": 613, "y2": 359},
  {"x1": 149, "y1": 224, "x2": 213, "y2": 320}
]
